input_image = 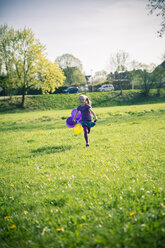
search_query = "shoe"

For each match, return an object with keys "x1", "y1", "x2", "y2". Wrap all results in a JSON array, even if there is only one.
[{"x1": 86, "y1": 144, "x2": 89, "y2": 147}]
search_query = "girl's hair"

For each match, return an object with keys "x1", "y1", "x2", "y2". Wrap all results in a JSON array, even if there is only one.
[{"x1": 79, "y1": 95, "x2": 92, "y2": 106}]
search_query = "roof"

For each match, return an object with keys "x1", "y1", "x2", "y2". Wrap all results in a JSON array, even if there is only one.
[{"x1": 160, "y1": 60, "x2": 165, "y2": 68}]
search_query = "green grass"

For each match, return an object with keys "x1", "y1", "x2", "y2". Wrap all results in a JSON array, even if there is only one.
[
  {"x1": 0, "y1": 103, "x2": 165, "y2": 248},
  {"x1": 0, "y1": 89, "x2": 165, "y2": 113}
]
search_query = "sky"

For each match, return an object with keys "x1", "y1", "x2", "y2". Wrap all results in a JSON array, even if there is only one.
[{"x1": 0, "y1": 0, "x2": 165, "y2": 75}]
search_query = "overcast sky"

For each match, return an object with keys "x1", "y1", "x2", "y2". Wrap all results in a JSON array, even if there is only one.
[{"x1": 0, "y1": 0, "x2": 165, "y2": 74}]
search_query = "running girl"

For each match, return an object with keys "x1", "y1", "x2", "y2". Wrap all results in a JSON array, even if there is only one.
[{"x1": 73, "y1": 95, "x2": 97, "y2": 147}]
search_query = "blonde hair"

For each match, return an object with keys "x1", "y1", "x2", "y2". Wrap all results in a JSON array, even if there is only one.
[{"x1": 79, "y1": 95, "x2": 92, "y2": 106}]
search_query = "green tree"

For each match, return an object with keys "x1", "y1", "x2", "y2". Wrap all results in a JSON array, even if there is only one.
[
  {"x1": 147, "y1": 0, "x2": 165, "y2": 37},
  {"x1": 152, "y1": 64, "x2": 165, "y2": 95},
  {"x1": 55, "y1": 53, "x2": 85, "y2": 86},
  {"x1": 130, "y1": 69, "x2": 153, "y2": 96},
  {"x1": 36, "y1": 57, "x2": 66, "y2": 93},
  {"x1": 63, "y1": 67, "x2": 86, "y2": 86},
  {"x1": 0, "y1": 25, "x2": 16, "y2": 98},
  {"x1": 0, "y1": 25, "x2": 65, "y2": 107}
]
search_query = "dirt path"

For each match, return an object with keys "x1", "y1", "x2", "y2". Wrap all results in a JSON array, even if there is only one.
[{"x1": 0, "y1": 95, "x2": 24, "y2": 100}]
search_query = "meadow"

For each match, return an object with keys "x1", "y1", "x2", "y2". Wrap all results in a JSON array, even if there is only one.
[
  {"x1": 1, "y1": 89, "x2": 165, "y2": 113},
  {"x1": 0, "y1": 102, "x2": 165, "y2": 248}
]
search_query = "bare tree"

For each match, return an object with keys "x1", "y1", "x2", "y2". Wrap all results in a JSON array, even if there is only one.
[
  {"x1": 92, "y1": 70, "x2": 107, "y2": 84},
  {"x1": 109, "y1": 50, "x2": 129, "y2": 73},
  {"x1": 130, "y1": 61, "x2": 156, "y2": 72},
  {"x1": 55, "y1": 53, "x2": 83, "y2": 72},
  {"x1": 109, "y1": 50, "x2": 129, "y2": 95}
]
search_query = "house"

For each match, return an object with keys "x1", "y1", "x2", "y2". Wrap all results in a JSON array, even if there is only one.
[{"x1": 160, "y1": 60, "x2": 165, "y2": 69}]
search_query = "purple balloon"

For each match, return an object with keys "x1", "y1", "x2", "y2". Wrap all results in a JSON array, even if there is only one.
[
  {"x1": 71, "y1": 108, "x2": 81, "y2": 120},
  {"x1": 66, "y1": 116, "x2": 77, "y2": 128}
]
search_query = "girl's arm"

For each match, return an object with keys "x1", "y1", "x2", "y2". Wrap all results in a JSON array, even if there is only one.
[
  {"x1": 73, "y1": 110, "x2": 79, "y2": 122},
  {"x1": 90, "y1": 108, "x2": 98, "y2": 121}
]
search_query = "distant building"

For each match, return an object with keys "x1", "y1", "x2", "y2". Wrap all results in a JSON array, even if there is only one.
[{"x1": 160, "y1": 60, "x2": 165, "y2": 69}]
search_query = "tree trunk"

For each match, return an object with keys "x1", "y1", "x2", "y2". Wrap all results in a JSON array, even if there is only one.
[
  {"x1": 21, "y1": 86, "x2": 26, "y2": 108},
  {"x1": 119, "y1": 81, "x2": 122, "y2": 95},
  {"x1": 157, "y1": 87, "x2": 160, "y2": 96},
  {"x1": 9, "y1": 90, "x2": 13, "y2": 100}
]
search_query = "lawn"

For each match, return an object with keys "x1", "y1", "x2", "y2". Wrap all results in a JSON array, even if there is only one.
[{"x1": 0, "y1": 103, "x2": 165, "y2": 248}]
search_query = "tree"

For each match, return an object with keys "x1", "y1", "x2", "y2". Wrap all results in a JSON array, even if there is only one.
[
  {"x1": 152, "y1": 63, "x2": 165, "y2": 95},
  {"x1": 92, "y1": 70, "x2": 107, "y2": 84},
  {"x1": 128, "y1": 61, "x2": 156, "y2": 90},
  {"x1": 0, "y1": 25, "x2": 65, "y2": 107},
  {"x1": 109, "y1": 50, "x2": 129, "y2": 72},
  {"x1": 63, "y1": 66, "x2": 86, "y2": 86},
  {"x1": 55, "y1": 53, "x2": 83, "y2": 72},
  {"x1": 129, "y1": 69, "x2": 154, "y2": 96},
  {"x1": 147, "y1": 0, "x2": 165, "y2": 37},
  {"x1": 55, "y1": 54, "x2": 85, "y2": 86},
  {"x1": 130, "y1": 60, "x2": 156, "y2": 72},
  {"x1": 0, "y1": 25, "x2": 16, "y2": 98},
  {"x1": 33, "y1": 57, "x2": 66, "y2": 94},
  {"x1": 109, "y1": 50, "x2": 129, "y2": 95}
]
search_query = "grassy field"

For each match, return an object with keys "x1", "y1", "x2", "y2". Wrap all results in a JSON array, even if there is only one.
[
  {"x1": 0, "y1": 102, "x2": 165, "y2": 248},
  {"x1": 1, "y1": 89, "x2": 165, "y2": 112}
]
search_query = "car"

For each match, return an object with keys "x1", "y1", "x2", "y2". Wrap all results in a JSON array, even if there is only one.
[
  {"x1": 63, "y1": 87, "x2": 79, "y2": 94},
  {"x1": 97, "y1": 84, "x2": 114, "y2": 92}
]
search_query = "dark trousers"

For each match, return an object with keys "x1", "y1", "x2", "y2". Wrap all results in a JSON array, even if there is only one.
[{"x1": 83, "y1": 126, "x2": 90, "y2": 144}]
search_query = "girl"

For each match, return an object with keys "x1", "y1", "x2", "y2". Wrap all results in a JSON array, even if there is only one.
[{"x1": 73, "y1": 95, "x2": 97, "y2": 147}]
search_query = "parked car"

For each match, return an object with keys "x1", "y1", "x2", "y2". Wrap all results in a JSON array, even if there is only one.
[
  {"x1": 63, "y1": 87, "x2": 79, "y2": 94},
  {"x1": 97, "y1": 84, "x2": 114, "y2": 92}
]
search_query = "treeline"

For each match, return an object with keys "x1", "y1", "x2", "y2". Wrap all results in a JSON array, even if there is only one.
[{"x1": 0, "y1": 25, "x2": 165, "y2": 108}]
